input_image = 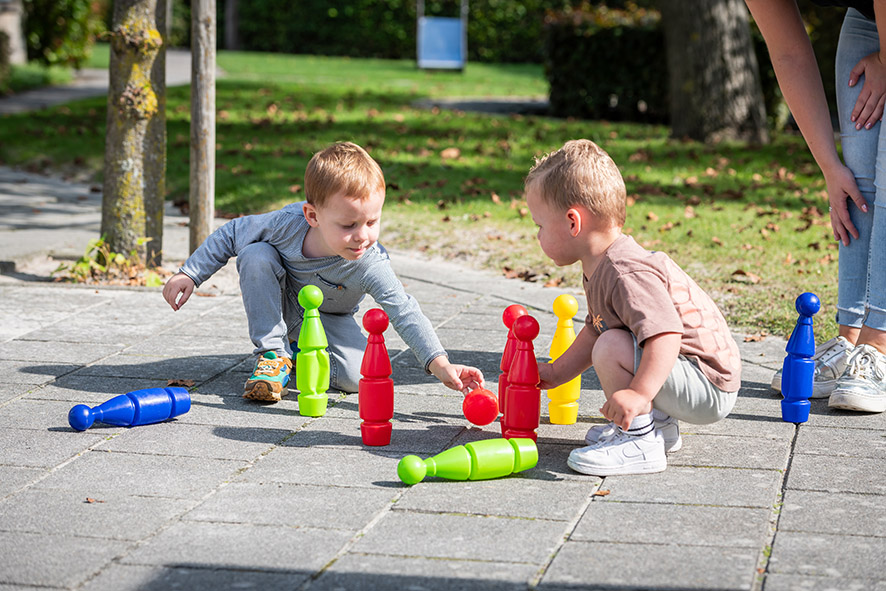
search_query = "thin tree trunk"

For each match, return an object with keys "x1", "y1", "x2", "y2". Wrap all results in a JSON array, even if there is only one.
[
  {"x1": 102, "y1": 0, "x2": 167, "y2": 266},
  {"x1": 224, "y1": 0, "x2": 239, "y2": 50},
  {"x1": 660, "y1": 0, "x2": 769, "y2": 144},
  {"x1": 189, "y1": 0, "x2": 215, "y2": 253}
]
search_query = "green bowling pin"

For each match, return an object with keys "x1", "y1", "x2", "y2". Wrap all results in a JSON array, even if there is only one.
[
  {"x1": 296, "y1": 285, "x2": 330, "y2": 417},
  {"x1": 397, "y1": 438, "x2": 538, "y2": 485}
]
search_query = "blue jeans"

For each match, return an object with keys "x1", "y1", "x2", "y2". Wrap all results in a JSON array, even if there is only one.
[
  {"x1": 236, "y1": 242, "x2": 366, "y2": 392},
  {"x1": 836, "y1": 8, "x2": 886, "y2": 332}
]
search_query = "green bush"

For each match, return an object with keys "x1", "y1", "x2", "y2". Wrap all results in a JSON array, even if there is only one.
[
  {"x1": 23, "y1": 0, "x2": 105, "y2": 68},
  {"x1": 543, "y1": 3, "x2": 667, "y2": 122},
  {"x1": 0, "y1": 31, "x2": 10, "y2": 94},
  {"x1": 232, "y1": 0, "x2": 573, "y2": 63}
]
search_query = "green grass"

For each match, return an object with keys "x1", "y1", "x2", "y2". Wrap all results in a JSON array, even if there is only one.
[
  {"x1": 1, "y1": 62, "x2": 73, "y2": 95},
  {"x1": 0, "y1": 50, "x2": 839, "y2": 339}
]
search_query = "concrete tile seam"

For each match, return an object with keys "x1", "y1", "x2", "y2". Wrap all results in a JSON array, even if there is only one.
[
  {"x1": 587, "y1": 499, "x2": 785, "y2": 510},
  {"x1": 341, "y1": 550, "x2": 541, "y2": 566},
  {"x1": 776, "y1": 528, "x2": 886, "y2": 539},
  {"x1": 527, "y1": 479, "x2": 601, "y2": 588},
  {"x1": 292, "y1": 488, "x2": 410, "y2": 591},
  {"x1": 389, "y1": 507, "x2": 572, "y2": 523}
]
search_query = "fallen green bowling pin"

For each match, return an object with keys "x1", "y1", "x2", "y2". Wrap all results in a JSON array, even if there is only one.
[{"x1": 397, "y1": 438, "x2": 537, "y2": 485}]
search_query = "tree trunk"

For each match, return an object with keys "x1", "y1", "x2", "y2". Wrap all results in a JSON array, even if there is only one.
[
  {"x1": 0, "y1": 0, "x2": 27, "y2": 65},
  {"x1": 102, "y1": 0, "x2": 167, "y2": 267},
  {"x1": 189, "y1": 0, "x2": 216, "y2": 253},
  {"x1": 660, "y1": 0, "x2": 769, "y2": 144}
]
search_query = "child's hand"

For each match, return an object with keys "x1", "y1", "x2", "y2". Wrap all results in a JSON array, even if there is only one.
[
  {"x1": 537, "y1": 361, "x2": 562, "y2": 390},
  {"x1": 429, "y1": 355, "x2": 485, "y2": 394},
  {"x1": 162, "y1": 272, "x2": 196, "y2": 311},
  {"x1": 600, "y1": 388, "x2": 653, "y2": 431}
]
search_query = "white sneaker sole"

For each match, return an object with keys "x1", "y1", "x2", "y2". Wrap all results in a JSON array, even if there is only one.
[
  {"x1": 828, "y1": 392, "x2": 886, "y2": 413},
  {"x1": 771, "y1": 373, "x2": 835, "y2": 399},
  {"x1": 567, "y1": 456, "x2": 667, "y2": 476},
  {"x1": 585, "y1": 428, "x2": 683, "y2": 453}
]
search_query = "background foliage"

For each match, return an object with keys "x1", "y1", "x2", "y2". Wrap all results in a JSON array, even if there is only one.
[{"x1": 22, "y1": 0, "x2": 105, "y2": 67}]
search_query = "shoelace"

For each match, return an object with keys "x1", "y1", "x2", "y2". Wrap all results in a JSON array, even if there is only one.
[
  {"x1": 254, "y1": 359, "x2": 282, "y2": 377},
  {"x1": 847, "y1": 349, "x2": 884, "y2": 381}
]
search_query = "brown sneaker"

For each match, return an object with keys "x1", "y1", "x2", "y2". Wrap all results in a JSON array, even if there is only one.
[{"x1": 244, "y1": 351, "x2": 292, "y2": 402}]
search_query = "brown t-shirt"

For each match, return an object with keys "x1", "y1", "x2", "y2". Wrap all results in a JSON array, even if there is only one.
[{"x1": 582, "y1": 235, "x2": 742, "y2": 392}]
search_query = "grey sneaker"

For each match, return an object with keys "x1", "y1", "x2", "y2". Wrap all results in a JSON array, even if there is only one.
[
  {"x1": 568, "y1": 428, "x2": 666, "y2": 476},
  {"x1": 828, "y1": 344, "x2": 886, "y2": 413},
  {"x1": 771, "y1": 336, "x2": 853, "y2": 398},
  {"x1": 585, "y1": 416, "x2": 682, "y2": 452}
]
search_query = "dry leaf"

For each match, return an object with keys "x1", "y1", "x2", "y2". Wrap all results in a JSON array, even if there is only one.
[
  {"x1": 167, "y1": 379, "x2": 195, "y2": 388},
  {"x1": 592, "y1": 489, "x2": 611, "y2": 497},
  {"x1": 440, "y1": 147, "x2": 461, "y2": 160},
  {"x1": 731, "y1": 269, "x2": 761, "y2": 284},
  {"x1": 85, "y1": 497, "x2": 106, "y2": 503},
  {"x1": 646, "y1": 211, "x2": 659, "y2": 222},
  {"x1": 744, "y1": 332, "x2": 768, "y2": 342},
  {"x1": 544, "y1": 276, "x2": 564, "y2": 288},
  {"x1": 288, "y1": 184, "x2": 302, "y2": 194},
  {"x1": 194, "y1": 291, "x2": 216, "y2": 297},
  {"x1": 491, "y1": 192, "x2": 502, "y2": 204},
  {"x1": 711, "y1": 236, "x2": 724, "y2": 246},
  {"x1": 684, "y1": 206, "x2": 696, "y2": 219}
]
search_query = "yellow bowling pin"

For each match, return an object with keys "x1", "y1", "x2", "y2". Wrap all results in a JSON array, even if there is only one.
[{"x1": 548, "y1": 294, "x2": 580, "y2": 424}]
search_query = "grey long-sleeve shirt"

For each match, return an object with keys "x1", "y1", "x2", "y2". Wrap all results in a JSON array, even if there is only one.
[{"x1": 179, "y1": 202, "x2": 446, "y2": 370}]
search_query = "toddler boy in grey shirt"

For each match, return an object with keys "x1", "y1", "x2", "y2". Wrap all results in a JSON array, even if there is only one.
[{"x1": 163, "y1": 142, "x2": 484, "y2": 401}]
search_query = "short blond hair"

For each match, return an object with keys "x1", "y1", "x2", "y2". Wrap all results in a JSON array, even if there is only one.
[
  {"x1": 525, "y1": 139, "x2": 626, "y2": 227},
  {"x1": 304, "y1": 142, "x2": 385, "y2": 207}
]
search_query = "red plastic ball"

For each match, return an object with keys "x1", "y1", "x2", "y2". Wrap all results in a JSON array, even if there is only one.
[{"x1": 462, "y1": 388, "x2": 500, "y2": 426}]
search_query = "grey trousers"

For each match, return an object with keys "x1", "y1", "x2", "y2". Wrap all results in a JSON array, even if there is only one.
[{"x1": 236, "y1": 242, "x2": 366, "y2": 393}]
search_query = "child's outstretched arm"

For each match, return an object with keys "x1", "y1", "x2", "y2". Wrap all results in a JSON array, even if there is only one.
[
  {"x1": 163, "y1": 272, "x2": 196, "y2": 311},
  {"x1": 538, "y1": 325, "x2": 596, "y2": 390},
  {"x1": 428, "y1": 355, "x2": 485, "y2": 394}
]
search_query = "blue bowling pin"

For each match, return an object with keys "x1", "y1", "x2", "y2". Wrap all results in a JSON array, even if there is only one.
[{"x1": 68, "y1": 387, "x2": 190, "y2": 431}]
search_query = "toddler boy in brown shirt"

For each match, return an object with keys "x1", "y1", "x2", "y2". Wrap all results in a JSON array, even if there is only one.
[{"x1": 527, "y1": 139, "x2": 742, "y2": 476}]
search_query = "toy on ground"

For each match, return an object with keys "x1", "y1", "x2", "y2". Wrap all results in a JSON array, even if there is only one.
[
  {"x1": 547, "y1": 294, "x2": 581, "y2": 424},
  {"x1": 498, "y1": 304, "x2": 528, "y2": 417},
  {"x1": 781, "y1": 292, "x2": 821, "y2": 424},
  {"x1": 502, "y1": 314, "x2": 541, "y2": 441},
  {"x1": 397, "y1": 437, "x2": 538, "y2": 485},
  {"x1": 359, "y1": 308, "x2": 394, "y2": 446},
  {"x1": 68, "y1": 387, "x2": 190, "y2": 431},
  {"x1": 462, "y1": 387, "x2": 499, "y2": 426},
  {"x1": 296, "y1": 285, "x2": 330, "y2": 417}
]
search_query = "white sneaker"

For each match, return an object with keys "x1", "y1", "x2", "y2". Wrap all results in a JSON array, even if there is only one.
[
  {"x1": 568, "y1": 428, "x2": 667, "y2": 476},
  {"x1": 585, "y1": 416, "x2": 682, "y2": 452},
  {"x1": 828, "y1": 344, "x2": 886, "y2": 413},
  {"x1": 771, "y1": 336, "x2": 853, "y2": 398}
]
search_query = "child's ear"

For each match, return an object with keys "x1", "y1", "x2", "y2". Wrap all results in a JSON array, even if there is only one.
[
  {"x1": 303, "y1": 202, "x2": 320, "y2": 227},
  {"x1": 566, "y1": 207, "x2": 582, "y2": 237}
]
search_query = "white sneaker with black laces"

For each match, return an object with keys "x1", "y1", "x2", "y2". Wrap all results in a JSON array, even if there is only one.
[
  {"x1": 828, "y1": 344, "x2": 886, "y2": 413},
  {"x1": 585, "y1": 415, "x2": 682, "y2": 453},
  {"x1": 771, "y1": 336, "x2": 853, "y2": 398},
  {"x1": 568, "y1": 423, "x2": 667, "y2": 476}
]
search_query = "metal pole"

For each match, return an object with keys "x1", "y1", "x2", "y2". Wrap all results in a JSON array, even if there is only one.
[{"x1": 189, "y1": 0, "x2": 216, "y2": 253}]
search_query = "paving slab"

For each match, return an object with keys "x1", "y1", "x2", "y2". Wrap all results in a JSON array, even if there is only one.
[
  {"x1": 394, "y1": 476, "x2": 592, "y2": 520},
  {"x1": 282, "y1": 416, "x2": 465, "y2": 454},
  {"x1": 779, "y1": 489, "x2": 886, "y2": 537},
  {"x1": 121, "y1": 521, "x2": 353, "y2": 572},
  {"x1": 79, "y1": 564, "x2": 308, "y2": 591},
  {"x1": 0, "y1": 489, "x2": 194, "y2": 540},
  {"x1": 0, "y1": 531, "x2": 124, "y2": 588},
  {"x1": 351, "y1": 511, "x2": 566, "y2": 564},
  {"x1": 235, "y1": 445, "x2": 403, "y2": 488},
  {"x1": 763, "y1": 573, "x2": 886, "y2": 591},
  {"x1": 786, "y1": 453, "x2": 886, "y2": 495},
  {"x1": 72, "y1": 353, "x2": 244, "y2": 382},
  {"x1": 768, "y1": 531, "x2": 885, "y2": 578},
  {"x1": 185, "y1": 481, "x2": 397, "y2": 529},
  {"x1": 22, "y1": 374, "x2": 172, "y2": 403},
  {"x1": 0, "y1": 339, "x2": 121, "y2": 365},
  {"x1": 794, "y1": 425, "x2": 886, "y2": 458},
  {"x1": 178, "y1": 392, "x2": 312, "y2": 430},
  {"x1": 0, "y1": 466, "x2": 46, "y2": 498},
  {"x1": 0, "y1": 359, "x2": 80, "y2": 385},
  {"x1": 572, "y1": 501, "x2": 771, "y2": 547},
  {"x1": 539, "y1": 540, "x2": 759, "y2": 590},
  {"x1": 0, "y1": 426, "x2": 106, "y2": 467},
  {"x1": 668, "y1": 433, "x2": 792, "y2": 470},
  {"x1": 32, "y1": 449, "x2": 248, "y2": 499},
  {"x1": 312, "y1": 554, "x2": 539, "y2": 591}
]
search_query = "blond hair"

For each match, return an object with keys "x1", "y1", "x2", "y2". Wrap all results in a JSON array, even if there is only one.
[
  {"x1": 525, "y1": 139, "x2": 626, "y2": 227},
  {"x1": 304, "y1": 142, "x2": 385, "y2": 207}
]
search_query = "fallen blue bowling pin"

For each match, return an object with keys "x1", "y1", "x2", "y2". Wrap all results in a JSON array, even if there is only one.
[
  {"x1": 68, "y1": 387, "x2": 191, "y2": 431},
  {"x1": 781, "y1": 293, "x2": 820, "y2": 424}
]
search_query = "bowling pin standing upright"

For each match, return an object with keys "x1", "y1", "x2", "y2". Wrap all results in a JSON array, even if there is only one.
[
  {"x1": 296, "y1": 285, "x2": 330, "y2": 417},
  {"x1": 502, "y1": 315, "x2": 542, "y2": 441},
  {"x1": 547, "y1": 294, "x2": 580, "y2": 424},
  {"x1": 498, "y1": 304, "x2": 528, "y2": 424},
  {"x1": 359, "y1": 308, "x2": 394, "y2": 446},
  {"x1": 781, "y1": 292, "x2": 820, "y2": 424},
  {"x1": 68, "y1": 387, "x2": 190, "y2": 431},
  {"x1": 397, "y1": 437, "x2": 538, "y2": 484}
]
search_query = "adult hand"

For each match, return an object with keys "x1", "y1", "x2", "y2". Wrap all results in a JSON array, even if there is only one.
[
  {"x1": 824, "y1": 164, "x2": 868, "y2": 246},
  {"x1": 849, "y1": 52, "x2": 886, "y2": 130}
]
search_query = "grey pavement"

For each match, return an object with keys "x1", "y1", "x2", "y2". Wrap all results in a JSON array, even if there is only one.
[{"x1": 0, "y1": 63, "x2": 884, "y2": 591}]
